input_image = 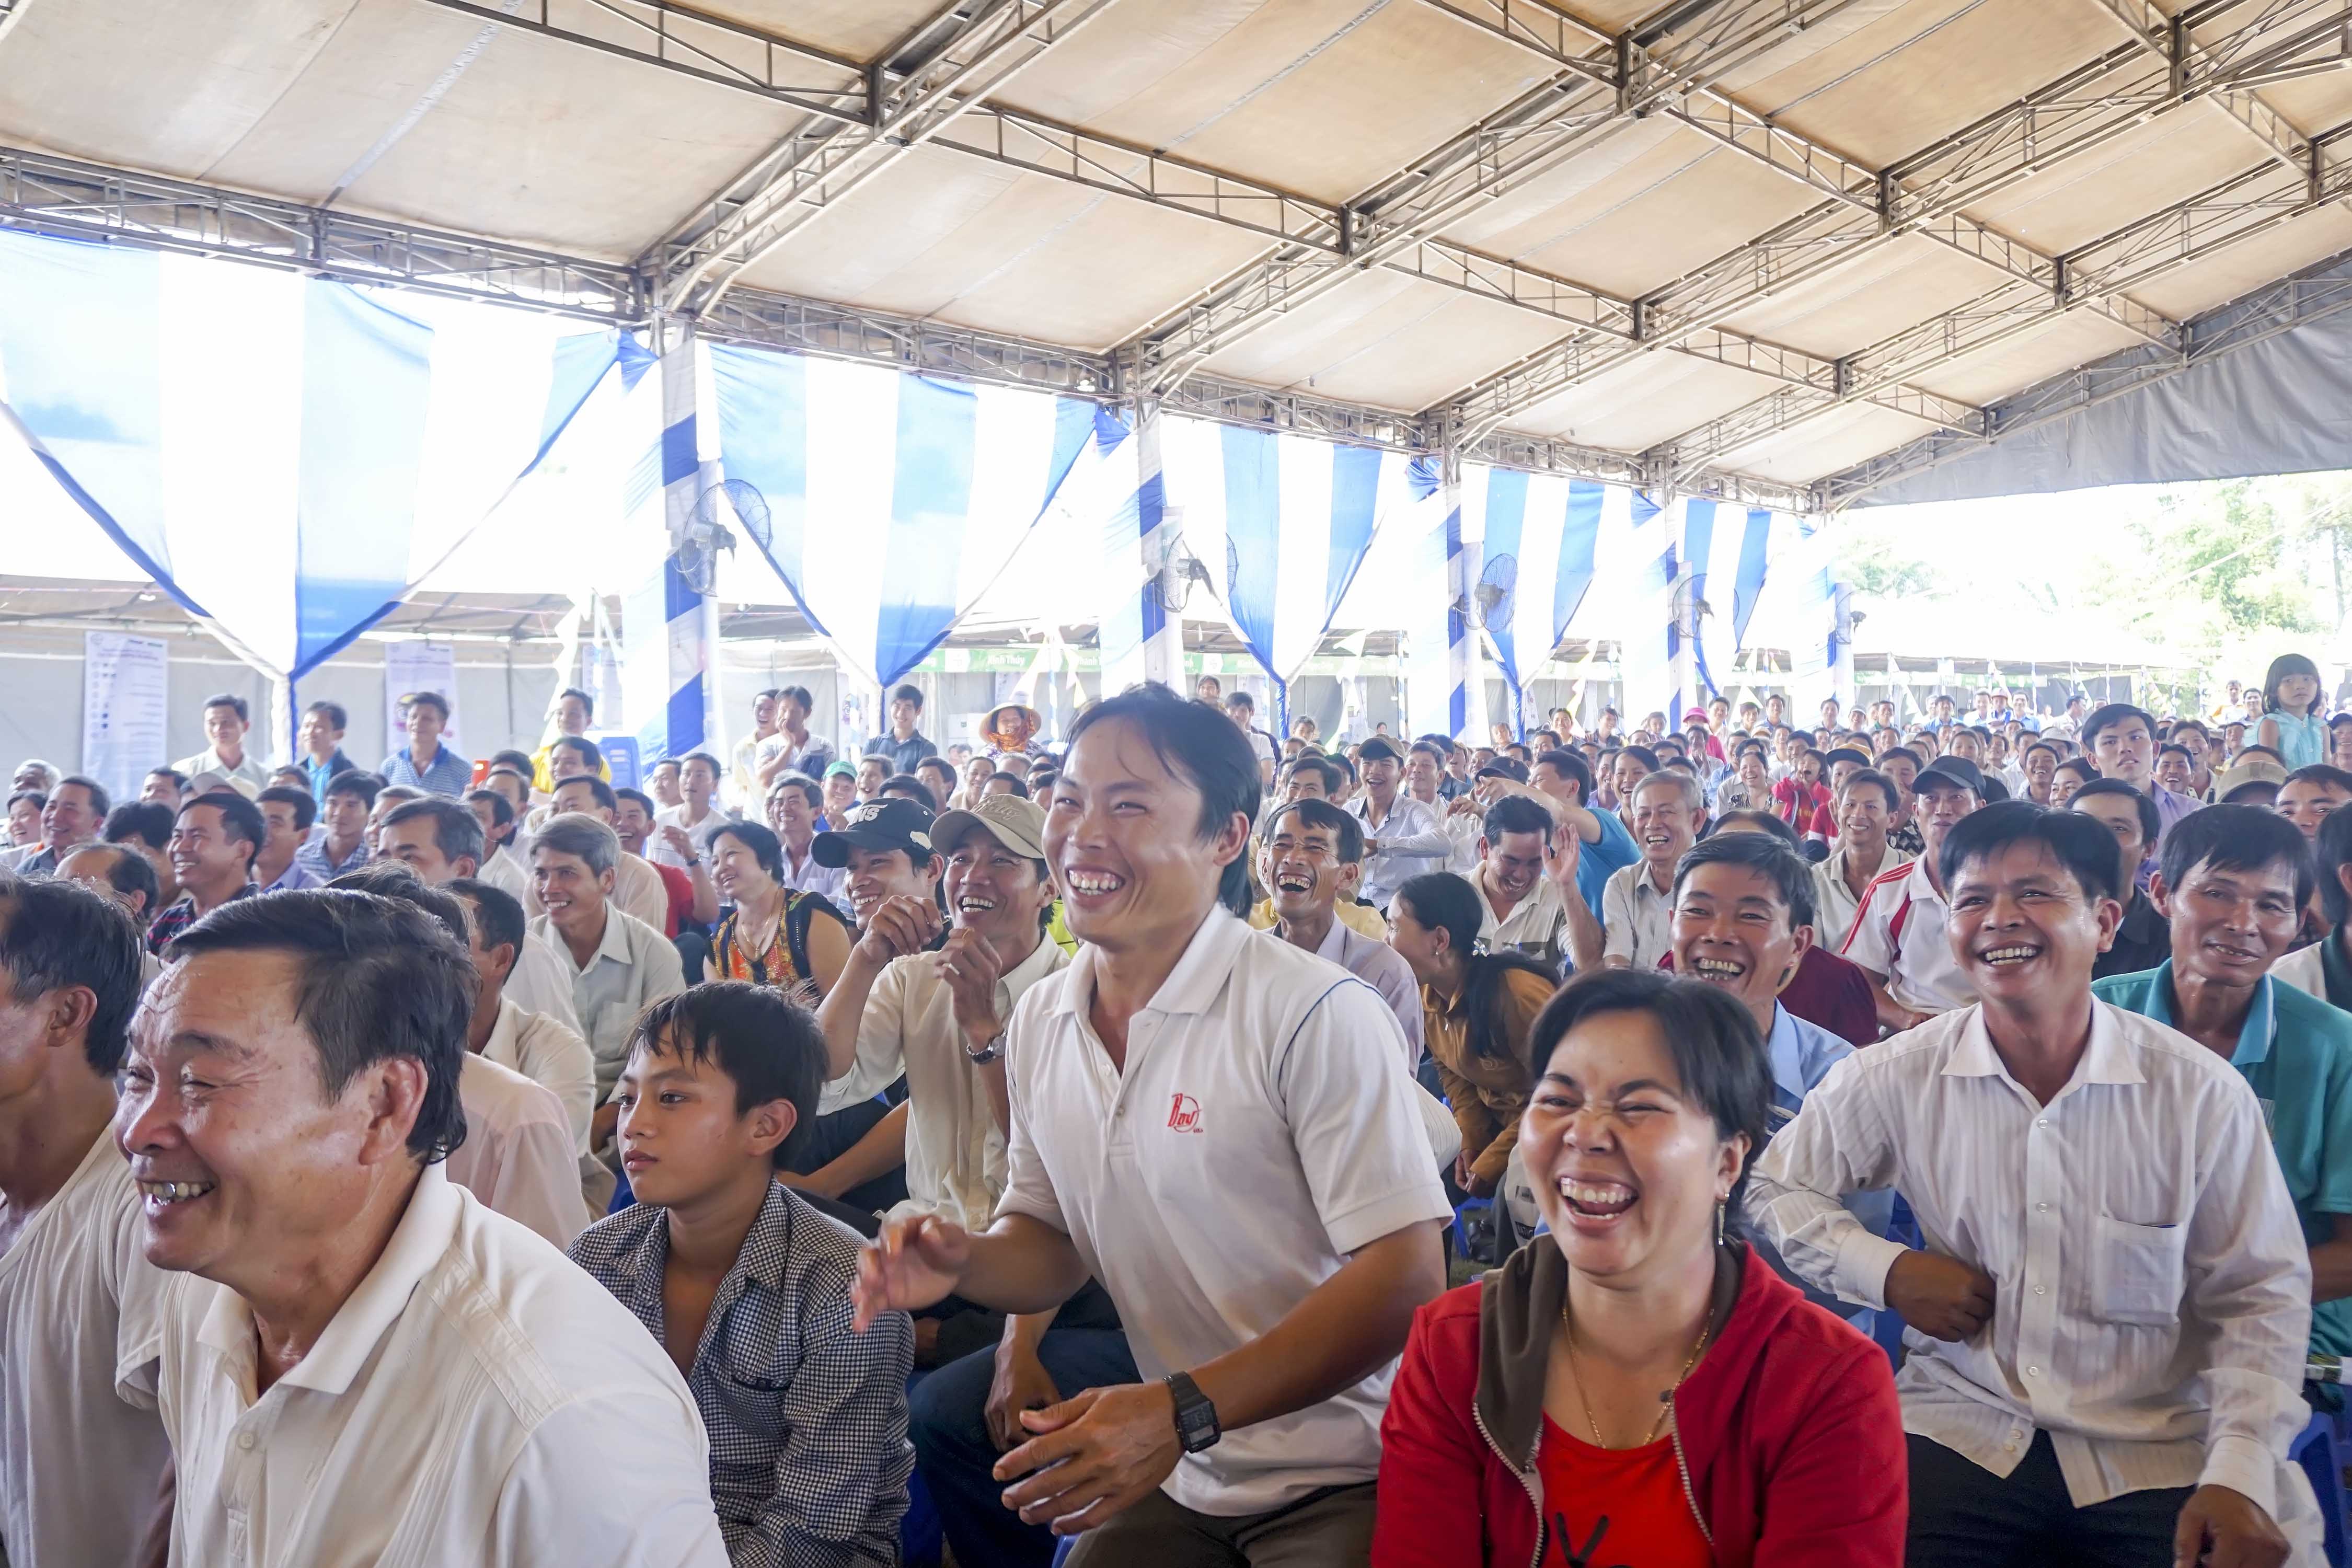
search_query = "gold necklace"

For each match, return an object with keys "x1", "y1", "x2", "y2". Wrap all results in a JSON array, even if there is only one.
[{"x1": 1561, "y1": 1290, "x2": 1715, "y2": 1450}]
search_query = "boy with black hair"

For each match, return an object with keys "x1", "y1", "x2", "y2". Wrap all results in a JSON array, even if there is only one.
[{"x1": 570, "y1": 983, "x2": 914, "y2": 1567}]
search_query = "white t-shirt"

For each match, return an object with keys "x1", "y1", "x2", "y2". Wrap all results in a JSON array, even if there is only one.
[
  {"x1": 120, "y1": 1166, "x2": 728, "y2": 1568},
  {"x1": 997, "y1": 910, "x2": 1451, "y2": 1516},
  {"x1": 0, "y1": 1133, "x2": 173, "y2": 1568},
  {"x1": 445, "y1": 1054, "x2": 590, "y2": 1251}
]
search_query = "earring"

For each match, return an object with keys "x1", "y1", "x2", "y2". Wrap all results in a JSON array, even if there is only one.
[{"x1": 1714, "y1": 1197, "x2": 1726, "y2": 1247}]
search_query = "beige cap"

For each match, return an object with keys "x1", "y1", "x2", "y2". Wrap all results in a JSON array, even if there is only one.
[
  {"x1": 930, "y1": 793, "x2": 1047, "y2": 860},
  {"x1": 2212, "y1": 757, "x2": 2288, "y2": 801}
]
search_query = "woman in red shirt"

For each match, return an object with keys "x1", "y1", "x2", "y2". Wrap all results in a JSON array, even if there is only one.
[{"x1": 1374, "y1": 969, "x2": 1905, "y2": 1568}]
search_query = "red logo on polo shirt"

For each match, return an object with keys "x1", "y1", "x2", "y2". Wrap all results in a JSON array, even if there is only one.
[{"x1": 1166, "y1": 1093, "x2": 1203, "y2": 1133}]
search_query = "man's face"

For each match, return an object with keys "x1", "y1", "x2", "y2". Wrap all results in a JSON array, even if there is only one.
[
  {"x1": 768, "y1": 786, "x2": 815, "y2": 845},
  {"x1": 1195, "y1": 677, "x2": 1221, "y2": 702},
  {"x1": 647, "y1": 761, "x2": 681, "y2": 806},
  {"x1": 1631, "y1": 782, "x2": 1699, "y2": 871},
  {"x1": 2177, "y1": 729, "x2": 2210, "y2": 771},
  {"x1": 890, "y1": 696, "x2": 920, "y2": 733},
  {"x1": 378, "y1": 815, "x2": 461, "y2": 883},
  {"x1": 944, "y1": 828, "x2": 1051, "y2": 949},
  {"x1": 41, "y1": 784, "x2": 101, "y2": 851},
  {"x1": 322, "y1": 788, "x2": 368, "y2": 845},
  {"x1": 531, "y1": 847, "x2": 611, "y2": 931},
  {"x1": 856, "y1": 758, "x2": 888, "y2": 799},
  {"x1": 1261, "y1": 814, "x2": 1353, "y2": 925},
  {"x1": 1481, "y1": 829, "x2": 1547, "y2": 905},
  {"x1": 1709, "y1": 700, "x2": 1730, "y2": 727},
  {"x1": 682, "y1": 758, "x2": 719, "y2": 808},
  {"x1": 1610, "y1": 752, "x2": 1647, "y2": 802},
  {"x1": 203, "y1": 703, "x2": 247, "y2": 754},
  {"x1": 1225, "y1": 701, "x2": 1253, "y2": 733},
  {"x1": 2277, "y1": 775, "x2": 2352, "y2": 841},
  {"x1": 1673, "y1": 861, "x2": 1806, "y2": 1018},
  {"x1": 297, "y1": 708, "x2": 341, "y2": 757},
  {"x1": 823, "y1": 774, "x2": 857, "y2": 817},
  {"x1": 487, "y1": 770, "x2": 530, "y2": 816},
  {"x1": 141, "y1": 773, "x2": 181, "y2": 808},
  {"x1": 404, "y1": 704, "x2": 444, "y2": 753},
  {"x1": 2092, "y1": 718, "x2": 2154, "y2": 785},
  {"x1": 1531, "y1": 760, "x2": 1576, "y2": 805},
  {"x1": 557, "y1": 694, "x2": 591, "y2": 735},
  {"x1": 1915, "y1": 781, "x2": 1978, "y2": 851},
  {"x1": 2023, "y1": 748, "x2": 2055, "y2": 789},
  {"x1": 2152, "y1": 750, "x2": 2192, "y2": 794},
  {"x1": 752, "y1": 694, "x2": 778, "y2": 732},
  {"x1": 1946, "y1": 841, "x2": 2117, "y2": 1008},
  {"x1": 1360, "y1": 754, "x2": 1400, "y2": 793},
  {"x1": 6, "y1": 796, "x2": 39, "y2": 846},
  {"x1": 468, "y1": 793, "x2": 509, "y2": 850},
  {"x1": 612, "y1": 798, "x2": 653, "y2": 856},
  {"x1": 550, "y1": 780, "x2": 610, "y2": 825},
  {"x1": 1838, "y1": 780, "x2": 1890, "y2": 850},
  {"x1": 552, "y1": 745, "x2": 599, "y2": 783},
  {"x1": 116, "y1": 951, "x2": 412, "y2": 1288},
  {"x1": 2070, "y1": 792, "x2": 2147, "y2": 875},
  {"x1": 1045, "y1": 716, "x2": 1241, "y2": 949},
  {"x1": 1933, "y1": 698, "x2": 1954, "y2": 720},
  {"x1": 1763, "y1": 697, "x2": 1783, "y2": 722},
  {"x1": 1403, "y1": 749, "x2": 1440, "y2": 797},
  {"x1": 2158, "y1": 855, "x2": 2301, "y2": 993},
  {"x1": 169, "y1": 806, "x2": 249, "y2": 895},
  {"x1": 258, "y1": 801, "x2": 304, "y2": 858},
  {"x1": 57, "y1": 847, "x2": 147, "y2": 920},
  {"x1": 1880, "y1": 753, "x2": 1918, "y2": 795},
  {"x1": 1871, "y1": 701, "x2": 1894, "y2": 724},
  {"x1": 1945, "y1": 731, "x2": 1981, "y2": 764},
  {"x1": 1282, "y1": 767, "x2": 1329, "y2": 804},
  {"x1": 841, "y1": 845, "x2": 936, "y2": 927}
]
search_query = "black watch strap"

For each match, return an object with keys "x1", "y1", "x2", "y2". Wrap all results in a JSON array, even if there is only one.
[{"x1": 1164, "y1": 1370, "x2": 1220, "y2": 1454}]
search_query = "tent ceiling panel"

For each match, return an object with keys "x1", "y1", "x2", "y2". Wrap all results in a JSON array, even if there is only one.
[
  {"x1": 734, "y1": 144, "x2": 1272, "y2": 350},
  {"x1": 1966, "y1": 102, "x2": 2286, "y2": 257},
  {"x1": 1744, "y1": 0, "x2": 2127, "y2": 167},
  {"x1": 1509, "y1": 350, "x2": 1788, "y2": 451},
  {"x1": 1904, "y1": 309, "x2": 2151, "y2": 406},
  {"x1": 2242, "y1": 65, "x2": 2352, "y2": 134},
  {"x1": 1189, "y1": 270, "x2": 1571, "y2": 411},
  {"x1": 1712, "y1": 232, "x2": 2013, "y2": 360},
  {"x1": 693, "y1": 0, "x2": 946, "y2": 62},
  {"x1": 2127, "y1": 204, "x2": 2352, "y2": 319},
  {"x1": 1720, "y1": 400, "x2": 1944, "y2": 480},
  {"x1": 991, "y1": 0, "x2": 1548, "y2": 207}
]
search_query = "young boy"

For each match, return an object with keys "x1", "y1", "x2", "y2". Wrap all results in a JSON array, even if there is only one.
[{"x1": 569, "y1": 983, "x2": 915, "y2": 1565}]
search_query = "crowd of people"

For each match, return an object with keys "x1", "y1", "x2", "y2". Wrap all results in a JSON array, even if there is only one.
[{"x1": 4, "y1": 654, "x2": 2351, "y2": 1565}]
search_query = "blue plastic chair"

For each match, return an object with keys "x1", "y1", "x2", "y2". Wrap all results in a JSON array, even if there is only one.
[
  {"x1": 2292, "y1": 1411, "x2": 2351, "y2": 1567},
  {"x1": 1052, "y1": 1537, "x2": 1077, "y2": 1567}
]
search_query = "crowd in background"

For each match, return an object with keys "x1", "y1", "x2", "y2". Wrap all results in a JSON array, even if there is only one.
[{"x1": 4, "y1": 654, "x2": 2352, "y2": 1566}]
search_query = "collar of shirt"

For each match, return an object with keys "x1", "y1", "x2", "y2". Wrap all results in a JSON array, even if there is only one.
[
  {"x1": 571, "y1": 907, "x2": 643, "y2": 974},
  {"x1": 1939, "y1": 1001, "x2": 2148, "y2": 1092},
  {"x1": 1313, "y1": 918, "x2": 1350, "y2": 965},
  {"x1": 1900, "y1": 853, "x2": 1949, "y2": 909},
  {"x1": 1050, "y1": 905, "x2": 1245, "y2": 1022},
  {"x1": 198, "y1": 1164, "x2": 460, "y2": 1397},
  {"x1": 2132, "y1": 960, "x2": 2276, "y2": 1068},
  {"x1": 605, "y1": 1179, "x2": 797, "y2": 1336},
  {"x1": 1766, "y1": 1002, "x2": 1842, "y2": 1109},
  {"x1": 485, "y1": 994, "x2": 527, "y2": 1062}
]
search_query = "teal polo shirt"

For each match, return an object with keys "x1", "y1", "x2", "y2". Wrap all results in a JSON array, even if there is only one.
[{"x1": 2094, "y1": 962, "x2": 2352, "y2": 1356}]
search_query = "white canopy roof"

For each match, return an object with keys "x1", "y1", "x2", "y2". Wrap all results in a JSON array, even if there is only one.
[{"x1": 3, "y1": 0, "x2": 2350, "y2": 508}]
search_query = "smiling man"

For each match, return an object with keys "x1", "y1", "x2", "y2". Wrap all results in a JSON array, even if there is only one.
[
  {"x1": 1812, "y1": 767, "x2": 1910, "y2": 948},
  {"x1": 1841, "y1": 755, "x2": 1985, "y2": 1033},
  {"x1": 1755, "y1": 802, "x2": 2321, "y2": 1567},
  {"x1": 1346, "y1": 737, "x2": 1450, "y2": 913},
  {"x1": 527, "y1": 813, "x2": 685, "y2": 1129},
  {"x1": 115, "y1": 890, "x2": 729, "y2": 1567},
  {"x1": 14, "y1": 773, "x2": 106, "y2": 878},
  {"x1": 2094, "y1": 804, "x2": 2352, "y2": 1366},
  {"x1": 1465, "y1": 793, "x2": 1589, "y2": 972},
  {"x1": 849, "y1": 683, "x2": 1448, "y2": 1562},
  {"x1": 1258, "y1": 797, "x2": 1423, "y2": 1062},
  {"x1": 382, "y1": 690, "x2": 471, "y2": 797},
  {"x1": 146, "y1": 792, "x2": 264, "y2": 953},
  {"x1": 1600, "y1": 771, "x2": 1706, "y2": 970}
]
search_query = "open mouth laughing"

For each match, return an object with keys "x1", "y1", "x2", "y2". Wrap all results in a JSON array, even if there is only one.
[{"x1": 1559, "y1": 1176, "x2": 1638, "y2": 1225}]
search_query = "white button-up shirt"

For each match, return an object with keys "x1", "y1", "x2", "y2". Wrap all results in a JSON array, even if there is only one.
[
  {"x1": 444, "y1": 1054, "x2": 590, "y2": 1250},
  {"x1": 478, "y1": 844, "x2": 531, "y2": 903},
  {"x1": 997, "y1": 910, "x2": 1451, "y2": 1515},
  {"x1": 480, "y1": 995, "x2": 597, "y2": 1156},
  {"x1": 1600, "y1": 861, "x2": 1674, "y2": 968},
  {"x1": 1306, "y1": 917, "x2": 1424, "y2": 1071},
  {"x1": 528, "y1": 907, "x2": 686, "y2": 1100},
  {"x1": 779, "y1": 842, "x2": 848, "y2": 904},
  {"x1": 1, "y1": 1134, "x2": 172, "y2": 1568},
  {"x1": 505, "y1": 931, "x2": 585, "y2": 1041},
  {"x1": 1347, "y1": 792, "x2": 1450, "y2": 910},
  {"x1": 122, "y1": 1166, "x2": 729, "y2": 1568},
  {"x1": 826, "y1": 932, "x2": 1071, "y2": 1234},
  {"x1": 1751, "y1": 1004, "x2": 2315, "y2": 1522},
  {"x1": 1840, "y1": 855, "x2": 1974, "y2": 1015}
]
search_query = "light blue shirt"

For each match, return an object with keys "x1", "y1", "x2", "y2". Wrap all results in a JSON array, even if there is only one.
[
  {"x1": 1577, "y1": 806, "x2": 1641, "y2": 918},
  {"x1": 1758, "y1": 1002, "x2": 1895, "y2": 1330}
]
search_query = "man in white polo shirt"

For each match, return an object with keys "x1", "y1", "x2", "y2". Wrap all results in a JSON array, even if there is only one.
[
  {"x1": 1842, "y1": 755, "x2": 1985, "y2": 1034},
  {"x1": 851, "y1": 684, "x2": 1449, "y2": 1562},
  {"x1": 113, "y1": 889, "x2": 726, "y2": 1567}
]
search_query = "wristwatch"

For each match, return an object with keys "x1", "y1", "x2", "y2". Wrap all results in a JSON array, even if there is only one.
[
  {"x1": 1164, "y1": 1371, "x2": 1220, "y2": 1454},
  {"x1": 963, "y1": 1029, "x2": 1004, "y2": 1066}
]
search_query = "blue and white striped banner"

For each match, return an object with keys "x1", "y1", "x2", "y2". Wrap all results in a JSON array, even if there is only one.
[
  {"x1": 612, "y1": 328, "x2": 720, "y2": 765},
  {"x1": 1402, "y1": 458, "x2": 1454, "y2": 742},
  {"x1": 0, "y1": 229, "x2": 617, "y2": 691},
  {"x1": 711, "y1": 344, "x2": 1102, "y2": 690},
  {"x1": 1454, "y1": 465, "x2": 1639, "y2": 736},
  {"x1": 1095, "y1": 407, "x2": 1180, "y2": 696},
  {"x1": 1156, "y1": 414, "x2": 1411, "y2": 728}
]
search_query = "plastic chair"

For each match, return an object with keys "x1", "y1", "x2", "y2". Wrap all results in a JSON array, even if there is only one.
[
  {"x1": 2290, "y1": 1410, "x2": 2349, "y2": 1567},
  {"x1": 1052, "y1": 1538, "x2": 1077, "y2": 1567},
  {"x1": 1451, "y1": 1197, "x2": 1499, "y2": 1267}
]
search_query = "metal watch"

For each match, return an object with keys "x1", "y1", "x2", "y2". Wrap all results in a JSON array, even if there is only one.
[
  {"x1": 963, "y1": 1031, "x2": 1004, "y2": 1066},
  {"x1": 1164, "y1": 1370, "x2": 1220, "y2": 1454}
]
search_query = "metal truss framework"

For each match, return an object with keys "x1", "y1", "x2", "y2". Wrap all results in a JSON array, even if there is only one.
[
  {"x1": 1820, "y1": 248, "x2": 2352, "y2": 506},
  {"x1": 1445, "y1": 0, "x2": 2352, "y2": 436},
  {"x1": 653, "y1": 0, "x2": 1122, "y2": 315}
]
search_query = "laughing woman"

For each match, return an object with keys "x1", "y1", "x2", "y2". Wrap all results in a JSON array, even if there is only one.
[
  {"x1": 707, "y1": 821, "x2": 851, "y2": 1003},
  {"x1": 1373, "y1": 969, "x2": 1906, "y2": 1568}
]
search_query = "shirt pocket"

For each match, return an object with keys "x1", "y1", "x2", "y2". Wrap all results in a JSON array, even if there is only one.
[{"x1": 2091, "y1": 1214, "x2": 2188, "y2": 1327}]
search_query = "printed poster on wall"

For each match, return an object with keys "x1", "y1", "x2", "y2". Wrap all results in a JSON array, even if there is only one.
[
  {"x1": 82, "y1": 632, "x2": 168, "y2": 805},
  {"x1": 383, "y1": 641, "x2": 460, "y2": 761}
]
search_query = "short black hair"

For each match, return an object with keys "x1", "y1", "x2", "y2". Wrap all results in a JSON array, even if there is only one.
[
  {"x1": 984, "y1": 771, "x2": 1031, "y2": 800},
  {"x1": 1527, "y1": 969, "x2": 1771, "y2": 1234},
  {"x1": 403, "y1": 690, "x2": 451, "y2": 721},
  {"x1": 1710, "y1": 808, "x2": 1802, "y2": 850},
  {"x1": 628, "y1": 982, "x2": 825, "y2": 1169},
  {"x1": 2285, "y1": 764, "x2": 2352, "y2": 797},
  {"x1": 613, "y1": 787, "x2": 655, "y2": 817},
  {"x1": 1614, "y1": 744, "x2": 1661, "y2": 774},
  {"x1": 680, "y1": 750, "x2": 723, "y2": 781},
  {"x1": 0, "y1": 878, "x2": 143, "y2": 1074},
  {"x1": 53, "y1": 775, "x2": 111, "y2": 816},
  {"x1": 551, "y1": 734, "x2": 604, "y2": 770},
  {"x1": 167, "y1": 890, "x2": 469, "y2": 1163},
  {"x1": 2081, "y1": 702, "x2": 2155, "y2": 751},
  {"x1": 103, "y1": 801, "x2": 175, "y2": 854},
  {"x1": 2158, "y1": 803, "x2": 2315, "y2": 911},
  {"x1": 558, "y1": 686, "x2": 595, "y2": 718},
  {"x1": 769, "y1": 773, "x2": 823, "y2": 811},
  {"x1": 202, "y1": 692, "x2": 250, "y2": 723},
  {"x1": 1265, "y1": 796, "x2": 1365, "y2": 863},
  {"x1": 551, "y1": 774, "x2": 619, "y2": 814},
  {"x1": 145, "y1": 766, "x2": 187, "y2": 791},
  {"x1": 1939, "y1": 800, "x2": 2123, "y2": 904},
  {"x1": 324, "y1": 770, "x2": 384, "y2": 809},
  {"x1": 1482, "y1": 793, "x2": 1555, "y2": 845},
  {"x1": 466, "y1": 787, "x2": 515, "y2": 830},
  {"x1": 2316, "y1": 806, "x2": 2352, "y2": 926},
  {"x1": 890, "y1": 684, "x2": 925, "y2": 708},
  {"x1": 1838, "y1": 767, "x2": 1899, "y2": 814},
  {"x1": 304, "y1": 699, "x2": 349, "y2": 732},
  {"x1": 256, "y1": 785, "x2": 317, "y2": 834},
  {"x1": 778, "y1": 684, "x2": 813, "y2": 711},
  {"x1": 1069, "y1": 683, "x2": 1262, "y2": 916},
  {"x1": 880, "y1": 774, "x2": 939, "y2": 813},
  {"x1": 1282, "y1": 754, "x2": 1346, "y2": 797},
  {"x1": 71, "y1": 841, "x2": 159, "y2": 918},
  {"x1": 383, "y1": 797, "x2": 486, "y2": 868},
  {"x1": 447, "y1": 876, "x2": 525, "y2": 960},
  {"x1": 182, "y1": 793, "x2": 264, "y2": 869},
  {"x1": 2069, "y1": 778, "x2": 2159, "y2": 848},
  {"x1": 490, "y1": 748, "x2": 536, "y2": 776},
  {"x1": 325, "y1": 860, "x2": 471, "y2": 944},
  {"x1": 711, "y1": 820, "x2": 785, "y2": 880},
  {"x1": 1673, "y1": 831, "x2": 1816, "y2": 929},
  {"x1": 1532, "y1": 748, "x2": 1594, "y2": 803}
]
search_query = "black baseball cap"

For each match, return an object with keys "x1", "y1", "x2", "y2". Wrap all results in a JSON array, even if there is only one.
[
  {"x1": 812, "y1": 795, "x2": 936, "y2": 868},
  {"x1": 1914, "y1": 756, "x2": 1984, "y2": 795},
  {"x1": 1474, "y1": 756, "x2": 1530, "y2": 783},
  {"x1": 1822, "y1": 746, "x2": 1870, "y2": 770}
]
